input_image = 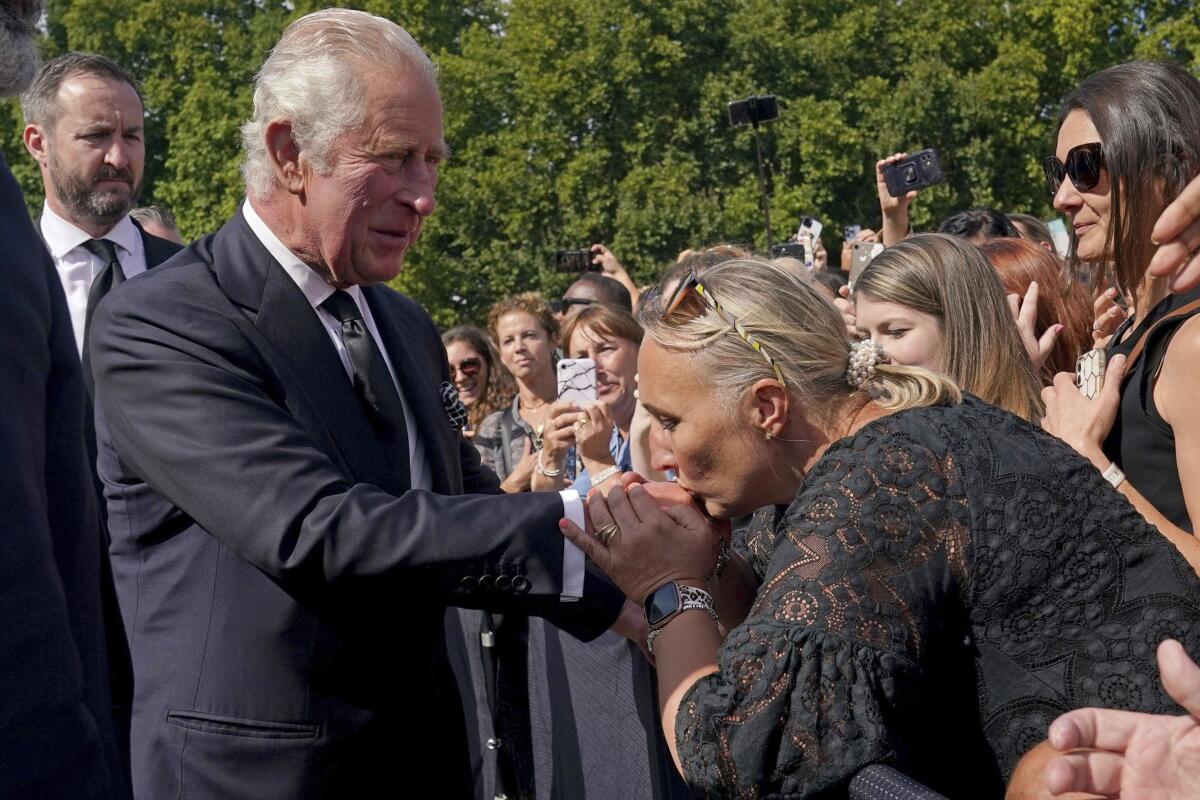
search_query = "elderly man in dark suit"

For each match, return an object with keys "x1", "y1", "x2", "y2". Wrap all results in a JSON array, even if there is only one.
[
  {"x1": 0, "y1": 0, "x2": 127, "y2": 796},
  {"x1": 90, "y1": 8, "x2": 628, "y2": 799}
]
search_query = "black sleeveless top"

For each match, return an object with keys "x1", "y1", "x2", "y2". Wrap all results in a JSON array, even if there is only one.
[{"x1": 1103, "y1": 285, "x2": 1200, "y2": 533}]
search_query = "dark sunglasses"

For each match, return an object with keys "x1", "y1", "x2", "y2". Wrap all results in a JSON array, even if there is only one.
[
  {"x1": 557, "y1": 297, "x2": 596, "y2": 311},
  {"x1": 449, "y1": 357, "x2": 482, "y2": 376},
  {"x1": 658, "y1": 268, "x2": 787, "y2": 387},
  {"x1": 1043, "y1": 142, "x2": 1105, "y2": 196}
]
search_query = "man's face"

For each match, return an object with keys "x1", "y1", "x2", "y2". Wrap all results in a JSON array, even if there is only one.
[
  {"x1": 39, "y1": 74, "x2": 144, "y2": 228},
  {"x1": 301, "y1": 68, "x2": 443, "y2": 286}
]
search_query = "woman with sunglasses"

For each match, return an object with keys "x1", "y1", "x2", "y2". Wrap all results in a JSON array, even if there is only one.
[
  {"x1": 852, "y1": 233, "x2": 1046, "y2": 421},
  {"x1": 442, "y1": 325, "x2": 515, "y2": 439},
  {"x1": 1041, "y1": 62, "x2": 1200, "y2": 554},
  {"x1": 560, "y1": 255, "x2": 1200, "y2": 799}
]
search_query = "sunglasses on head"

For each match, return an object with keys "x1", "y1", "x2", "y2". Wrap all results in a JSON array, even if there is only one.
[
  {"x1": 658, "y1": 268, "x2": 787, "y2": 387},
  {"x1": 1043, "y1": 142, "x2": 1105, "y2": 196}
]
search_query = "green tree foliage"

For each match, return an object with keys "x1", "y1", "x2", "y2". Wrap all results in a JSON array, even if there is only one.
[{"x1": 3, "y1": 0, "x2": 1196, "y2": 327}]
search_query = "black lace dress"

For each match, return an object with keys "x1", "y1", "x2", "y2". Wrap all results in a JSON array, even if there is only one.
[{"x1": 677, "y1": 396, "x2": 1200, "y2": 799}]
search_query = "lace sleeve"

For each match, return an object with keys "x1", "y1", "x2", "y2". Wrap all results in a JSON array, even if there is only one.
[{"x1": 675, "y1": 425, "x2": 972, "y2": 797}]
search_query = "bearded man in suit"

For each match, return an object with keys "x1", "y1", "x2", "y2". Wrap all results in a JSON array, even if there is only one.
[{"x1": 90, "y1": 8, "x2": 631, "y2": 799}]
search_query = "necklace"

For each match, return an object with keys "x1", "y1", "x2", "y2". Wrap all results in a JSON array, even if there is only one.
[{"x1": 519, "y1": 396, "x2": 552, "y2": 449}]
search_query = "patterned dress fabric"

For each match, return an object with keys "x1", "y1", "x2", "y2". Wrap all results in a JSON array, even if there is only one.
[{"x1": 677, "y1": 396, "x2": 1200, "y2": 799}]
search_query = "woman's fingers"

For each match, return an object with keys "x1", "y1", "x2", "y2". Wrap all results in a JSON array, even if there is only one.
[
  {"x1": 1151, "y1": 173, "x2": 1200, "y2": 245},
  {"x1": 1148, "y1": 221, "x2": 1200, "y2": 293},
  {"x1": 604, "y1": 484, "x2": 646, "y2": 530},
  {"x1": 1037, "y1": 324, "x2": 1064, "y2": 363},
  {"x1": 559, "y1": 517, "x2": 611, "y2": 573},
  {"x1": 1158, "y1": 639, "x2": 1200, "y2": 717},
  {"x1": 1044, "y1": 750, "x2": 1125, "y2": 797}
]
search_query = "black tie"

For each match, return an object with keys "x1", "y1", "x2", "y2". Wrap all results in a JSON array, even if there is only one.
[
  {"x1": 320, "y1": 291, "x2": 412, "y2": 482},
  {"x1": 81, "y1": 238, "x2": 125, "y2": 340}
]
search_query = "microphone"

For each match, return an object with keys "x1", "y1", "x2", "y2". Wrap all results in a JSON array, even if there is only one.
[{"x1": 848, "y1": 764, "x2": 949, "y2": 800}]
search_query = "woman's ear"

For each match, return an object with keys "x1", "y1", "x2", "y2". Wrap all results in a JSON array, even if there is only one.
[{"x1": 748, "y1": 378, "x2": 789, "y2": 439}]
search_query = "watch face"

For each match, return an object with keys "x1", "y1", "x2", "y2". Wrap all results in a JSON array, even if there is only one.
[{"x1": 645, "y1": 582, "x2": 680, "y2": 627}]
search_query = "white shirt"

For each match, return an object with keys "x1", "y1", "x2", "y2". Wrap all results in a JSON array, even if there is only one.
[
  {"x1": 241, "y1": 202, "x2": 584, "y2": 598},
  {"x1": 41, "y1": 203, "x2": 147, "y2": 356}
]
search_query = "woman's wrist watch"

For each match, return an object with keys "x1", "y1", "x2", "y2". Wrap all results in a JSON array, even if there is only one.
[{"x1": 644, "y1": 581, "x2": 718, "y2": 655}]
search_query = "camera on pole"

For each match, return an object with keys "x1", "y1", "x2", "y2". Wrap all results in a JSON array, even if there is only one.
[{"x1": 727, "y1": 95, "x2": 780, "y2": 249}]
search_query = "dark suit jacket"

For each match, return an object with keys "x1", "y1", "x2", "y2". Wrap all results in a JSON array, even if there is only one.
[
  {"x1": 91, "y1": 211, "x2": 622, "y2": 800},
  {"x1": 0, "y1": 154, "x2": 126, "y2": 797}
]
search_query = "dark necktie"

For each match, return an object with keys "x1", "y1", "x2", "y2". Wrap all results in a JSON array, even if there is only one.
[
  {"x1": 81, "y1": 238, "x2": 125, "y2": 339},
  {"x1": 320, "y1": 290, "x2": 412, "y2": 484}
]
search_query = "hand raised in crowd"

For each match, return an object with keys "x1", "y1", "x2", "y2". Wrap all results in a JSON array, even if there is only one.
[
  {"x1": 1046, "y1": 639, "x2": 1200, "y2": 799},
  {"x1": 1007, "y1": 281, "x2": 1064, "y2": 369},
  {"x1": 500, "y1": 436, "x2": 539, "y2": 494},
  {"x1": 1041, "y1": 354, "x2": 1127, "y2": 466},
  {"x1": 1092, "y1": 287, "x2": 1130, "y2": 347},
  {"x1": 840, "y1": 227, "x2": 879, "y2": 271},
  {"x1": 538, "y1": 399, "x2": 584, "y2": 474},
  {"x1": 575, "y1": 401, "x2": 616, "y2": 465},
  {"x1": 591, "y1": 243, "x2": 641, "y2": 305},
  {"x1": 1149, "y1": 173, "x2": 1200, "y2": 293},
  {"x1": 833, "y1": 285, "x2": 857, "y2": 339},
  {"x1": 812, "y1": 236, "x2": 828, "y2": 271},
  {"x1": 877, "y1": 153, "x2": 918, "y2": 247},
  {"x1": 562, "y1": 481, "x2": 721, "y2": 604}
]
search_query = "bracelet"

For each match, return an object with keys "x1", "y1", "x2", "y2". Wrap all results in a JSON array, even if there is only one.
[
  {"x1": 1102, "y1": 461, "x2": 1126, "y2": 490},
  {"x1": 646, "y1": 594, "x2": 719, "y2": 655},
  {"x1": 536, "y1": 452, "x2": 563, "y2": 477},
  {"x1": 706, "y1": 537, "x2": 730, "y2": 581},
  {"x1": 590, "y1": 464, "x2": 621, "y2": 487}
]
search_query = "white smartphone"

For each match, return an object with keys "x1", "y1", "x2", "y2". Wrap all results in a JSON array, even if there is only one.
[
  {"x1": 1075, "y1": 348, "x2": 1106, "y2": 400},
  {"x1": 796, "y1": 215, "x2": 823, "y2": 241},
  {"x1": 557, "y1": 358, "x2": 597, "y2": 407}
]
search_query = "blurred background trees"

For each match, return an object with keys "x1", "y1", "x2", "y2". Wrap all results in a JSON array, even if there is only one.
[{"x1": 4, "y1": 0, "x2": 1196, "y2": 326}]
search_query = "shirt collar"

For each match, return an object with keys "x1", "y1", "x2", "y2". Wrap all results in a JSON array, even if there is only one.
[
  {"x1": 40, "y1": 202, "x2": 141, "y2": 260},
  {"x1": 241, "y1": 199, "x2": 364, "y2": 311}
]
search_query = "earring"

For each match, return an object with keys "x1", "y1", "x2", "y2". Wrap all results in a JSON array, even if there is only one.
[{"x1": 764, "y1": 432, "x2": 774, "y2": 441}]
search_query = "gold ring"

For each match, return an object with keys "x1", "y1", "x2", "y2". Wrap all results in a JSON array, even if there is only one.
[
  {"x1": 574, "y1": 420, "x2": 584, "y2": 432},
  {"x1": 595, "y1": 522, "x2": 620, "y2": 545}
]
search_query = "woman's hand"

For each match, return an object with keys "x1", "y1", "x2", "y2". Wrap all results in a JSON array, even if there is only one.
[
  {"x1": 1149, "y1": 173, "x2": 1200, "y2": 293},
  {"x1": 833, "y1": 285, "x2": 857, "y2": 339},
  {"x1": 877, "y1": 153, "x2": 918, "y2": 247},
  {"x1": 539, "y1": 400, "x2": 582, "y2": 469},
  {"x1": 1007, "y1": 281, "x2": 1063, "y2": 370},
  {"x1": 561, "y1": 482, "x2": 720, "y2": 603},
  {"x1": 575, "y1": 402, "x2": 616, "y2": 465},
  {"x1": 1093, "y1": 287, "x2": 1130, "y2": 347},
  {"x1": 500, "y1": 437, "x2": 538, "y2": 493},
  {"x1": 1041, "y1": 354, "x2": 1127, "y2": 466}
]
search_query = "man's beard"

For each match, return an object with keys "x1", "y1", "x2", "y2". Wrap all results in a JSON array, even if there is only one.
[
  {"x1": 48, "y1": 154, "x2": 142, "y2": 228},
  {"x1": 0, "y1": 0, "x2": 43, "y2": 97}
]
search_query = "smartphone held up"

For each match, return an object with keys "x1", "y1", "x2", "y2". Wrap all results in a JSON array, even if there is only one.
[{"x1": 882, "y1": 149, "x2": 945, "y2": 198}]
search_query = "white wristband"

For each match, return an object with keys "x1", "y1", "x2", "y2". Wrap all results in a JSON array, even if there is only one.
[
  {"x1": 1102, "y1": 461, "x2": 1126, "y2": 490},
  {"x1": 590, "y1": 464, "x2": 621, "y2": 487}
]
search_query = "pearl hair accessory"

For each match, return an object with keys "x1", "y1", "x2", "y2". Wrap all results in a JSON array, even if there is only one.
[{"x1": 847, "y1": 338, "x2": 887, "y2": 390}]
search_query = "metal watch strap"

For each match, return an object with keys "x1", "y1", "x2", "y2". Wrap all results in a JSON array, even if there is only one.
[{"x1": 646, "y1": 583, "x2": 718, "y2": 655}]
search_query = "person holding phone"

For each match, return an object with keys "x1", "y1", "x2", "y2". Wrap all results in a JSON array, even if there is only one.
[{"x1": 1040, "y1": 62, "x2": 1200, "y2": 553}]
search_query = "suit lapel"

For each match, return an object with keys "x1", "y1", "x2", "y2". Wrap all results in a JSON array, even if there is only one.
[
  {"x1": 364, "y1": 287, "x2": 458, "y2": 494},
  {"x1": 209, "y1": 214, "x2": 405, "y2": 492}
]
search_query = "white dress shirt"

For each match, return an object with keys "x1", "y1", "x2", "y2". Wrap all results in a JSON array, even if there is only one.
[
  {"x1": 41, "y1": 203, "x2": 147, "y2": 356},
  {"x1": 241, "y1": 202, "x2": 585, "y2": 597}
]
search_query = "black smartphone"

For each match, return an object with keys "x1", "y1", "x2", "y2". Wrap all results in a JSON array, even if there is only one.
[
  {"x1": 882, "y1": 148, "x2": 944, "y2": 198},
  {"x1": 727, "y1": 95, "x2": 779, "y2": 127},
  {"x1": 554, "y1": 249, "x2": 598, "y2": 273}
]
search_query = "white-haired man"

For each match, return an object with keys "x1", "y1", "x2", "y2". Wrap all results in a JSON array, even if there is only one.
[{"x1": 89, "y1": 9, "x2": 631, "y2": 799}]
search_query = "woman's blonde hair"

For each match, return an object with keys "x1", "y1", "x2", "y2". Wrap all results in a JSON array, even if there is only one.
[
  {"x1": 854, "y1": 234, "x2": 1044, "y2": 421},
  {"x1": 639, "y1": 256, "x2": 960, "y2": 430}
]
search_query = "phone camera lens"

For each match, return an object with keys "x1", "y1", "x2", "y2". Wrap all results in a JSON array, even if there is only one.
[{"x1": 903, "y1": 165, "x2": 918, "y2": 183}]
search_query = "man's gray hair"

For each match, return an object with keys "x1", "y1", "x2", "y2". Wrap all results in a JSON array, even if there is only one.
[
  {"x1": 240, "y1": 8, "x2": 438, "y2": 199},
  {"x1": 130, "y1": 204, "x2": 179, "y2": 232},
  {"x1": 20, "y1": 51, "x2": 142, "y2": 127}
]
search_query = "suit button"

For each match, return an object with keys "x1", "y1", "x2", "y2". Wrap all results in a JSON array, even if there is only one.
[
  {"x1": 478, "y1": 574, "x2": 495, "y2": 590},
  {"x1": 512, "y1": 576, "x2": 529, "y2": 593},
  {"x1": 495, "y1": 575, "x2": 512, "y2": 591},
  {"x1": 459, "y1": 576, "x2": 478, "y2": 590}
]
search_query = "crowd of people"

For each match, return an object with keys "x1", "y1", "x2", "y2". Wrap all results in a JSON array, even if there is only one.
[{"x1": 5, "y1": 1, "x2": 1200, "y2": 799}]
